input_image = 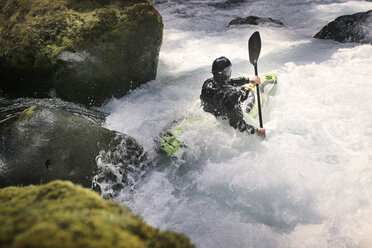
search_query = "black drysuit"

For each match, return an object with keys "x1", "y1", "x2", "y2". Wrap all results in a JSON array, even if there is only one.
[{"x1": 200, "y1": 77, "x2": 257, "y2": 134}]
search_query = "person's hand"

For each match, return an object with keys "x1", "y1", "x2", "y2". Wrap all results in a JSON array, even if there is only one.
[
  {"x1": 257, "y1": 128, "x2": 266, "y2": 137},
  {"x1": 250, "y1": 76, "x2": 261, "y2": 85}
]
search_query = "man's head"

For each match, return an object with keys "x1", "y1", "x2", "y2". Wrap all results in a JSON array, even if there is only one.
[{"x1": 212, "y1": 56, "x2": 232, "y2": 84}]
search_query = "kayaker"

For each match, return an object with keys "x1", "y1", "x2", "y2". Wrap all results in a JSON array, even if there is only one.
[{"x1": 200, "y1": 56, "x2": 266, "y2": 137}]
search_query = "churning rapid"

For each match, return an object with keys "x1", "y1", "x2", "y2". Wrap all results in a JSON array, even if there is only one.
[{"x1": 101, "y1": 1, "x2": 372, "y2": 247}]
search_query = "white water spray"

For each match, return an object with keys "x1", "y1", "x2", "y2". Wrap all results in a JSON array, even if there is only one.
[{"x1": 103, "y1": 1, "x2": 372, "y2": 247}]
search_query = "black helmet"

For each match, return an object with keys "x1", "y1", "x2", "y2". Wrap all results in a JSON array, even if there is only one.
[{"x1": 212, "y1": 56, "x2": 232, "y2": 77}]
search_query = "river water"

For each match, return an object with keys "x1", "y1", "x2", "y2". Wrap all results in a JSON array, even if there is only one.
[{"x1": 102, "y1": 1, "x2": 372, "y2": 247}]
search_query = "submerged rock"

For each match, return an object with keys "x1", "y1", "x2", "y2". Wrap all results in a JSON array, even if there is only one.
[
  {"x1": 314, "y1": 10, "x2": 372, "y2": 44},
  {"x1": 0, "y1": 0, "x2": 163, "y2": 106},
  {"x1": 0, "y1": 180, "x2": 195, "y2": 248},
  {"x1": 208, "y1": 0, "x2": 247, "y2": 9},
  {"x1": 0, "y1": 105, "x2": 148, "y2": 191},
  {"x1": 229, "y1": 16, "x2": 283, "y2": 27}
]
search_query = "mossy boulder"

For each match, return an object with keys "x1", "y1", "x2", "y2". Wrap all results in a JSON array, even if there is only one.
[
  {"x1": 0, "y1": 0, "x2": 163, "y2": 106},
  {"x1": 0, "y1": 105, "x2": 148, "y2": 191},
  {"x1": 0, "y1": 180, "x2": 195, "y2": 248},
  {"x1": 314, "y1": 10, "x2": 372, "y2": 44}
]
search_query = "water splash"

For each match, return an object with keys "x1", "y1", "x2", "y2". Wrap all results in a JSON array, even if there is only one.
[{"x1": 102, "y1": 1, "x2": 372, "y2": 247}]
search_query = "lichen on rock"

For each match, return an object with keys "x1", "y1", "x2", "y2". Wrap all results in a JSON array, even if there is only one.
[
  {"x1": 0, "y1": 180, "x2": 195, "y2": 248},
  {"x1": 0, "y1": 0, "x2": 163, "y2": 106}
]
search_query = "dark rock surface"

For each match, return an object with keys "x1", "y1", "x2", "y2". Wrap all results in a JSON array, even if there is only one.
[
  {"x1": 314, "y1": 10, "x2": 372, "y2": 44},
  {"x1": 208, "y1": 0, "x2": 247, "y2": 9},
  {"x1": 0, "y1": 104, "x2": 148, "y2": 191},
  {"x1": 229, "y1": 16, "x2": 283, "y2": 27},
  {"x1": 0, "y1": 97, "x2": 106, "y2": 127}
]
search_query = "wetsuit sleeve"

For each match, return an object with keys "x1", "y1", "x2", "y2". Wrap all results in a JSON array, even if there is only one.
[
  {"x1": 226, "y1": 104, "x2": 257, "y2": 134},
  {"x1": 244, "y1": 90, "x2": 255, "y2": 113},
  {"x1": 230, "y1": 77, "x2": 249, "y2": 86},
  {"x1": 216, "y1": 87, "x2": 257, "y2": 134}
]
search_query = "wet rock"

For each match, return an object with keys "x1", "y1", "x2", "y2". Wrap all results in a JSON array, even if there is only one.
[
  {"x1": 0, "y1": 0, "x2": 163, "y2": 106},
  {"x1": 314, "y1": 10, "x2": 372, "y2": 44},
  {"x1": 0, "y1": 105, "x2": 148, "y2": 190},
  {"x1": 0, "y1": 180, "x2": 195, "y2": 248},
  {"x1": 0, "y1": 97, "x2": 107, "y2": 127},
  {"x1": 208, "y1": 0, "x2": 247, "y2": 9},
  {"x1": 229, "y1": 16, "x2": 283, "y2": 27}
]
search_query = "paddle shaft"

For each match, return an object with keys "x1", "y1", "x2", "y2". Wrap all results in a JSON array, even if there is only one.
[
  {"x1": 248, "y1": 31, "x2": 263, "y2": 129},
  {"x1": 254, "y1": 63, "x2": 263, "y2": 128}
]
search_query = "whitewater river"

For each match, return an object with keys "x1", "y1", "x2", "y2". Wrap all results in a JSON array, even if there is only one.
[{"x1": 102, "y1": 1, "x2": 372, "y2": 247}]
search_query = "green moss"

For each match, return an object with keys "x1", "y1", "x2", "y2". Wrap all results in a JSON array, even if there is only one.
[
  {"x1": 0, "y1": 0, "x2": 153, "y2": 70},
  {"x1": 0, "y1": 181, "x2": 195, "y2": 248},
  {"x1": 1, "y1": 1, "x2": 144, "y2": 63}
]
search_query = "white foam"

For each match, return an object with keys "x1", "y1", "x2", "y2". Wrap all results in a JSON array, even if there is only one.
[{"x1": 103, "y1": 1, "x2": 372, "y2": 247}]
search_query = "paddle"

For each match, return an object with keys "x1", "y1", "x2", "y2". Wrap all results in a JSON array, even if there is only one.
[{"x1": 248, "y1": 31, "x2": 263, "y2": 128}]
